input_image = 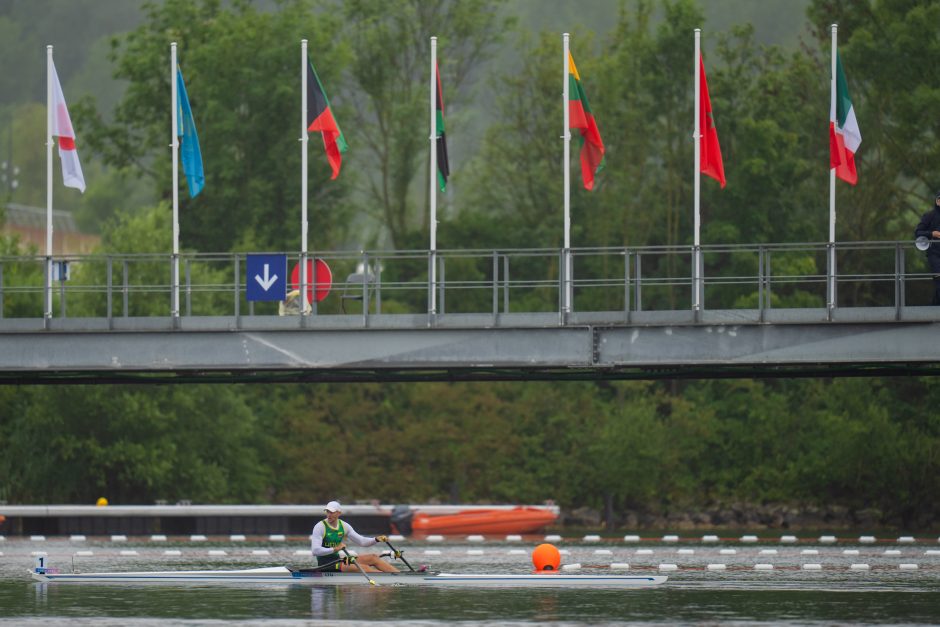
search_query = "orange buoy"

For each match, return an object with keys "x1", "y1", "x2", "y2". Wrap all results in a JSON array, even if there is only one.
[
  {"x1": 96, "y1": 497, "x2": 109, "y2": 507},
  {"x1": 532, "y1": 543, "x2": 561, "y2": 571}
]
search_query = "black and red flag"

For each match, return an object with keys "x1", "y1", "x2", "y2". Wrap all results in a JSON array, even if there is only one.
[
  {"x1": 306, "y1": 59, "x2": 347, "y2": 180},
  {"x1": 435, "y1": 62, "x2": 450, "y2": 191}
]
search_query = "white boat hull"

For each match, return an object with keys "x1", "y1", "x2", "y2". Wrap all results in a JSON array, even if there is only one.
[{"x1": 31, "y1": 566, "x2": 666, "y2": 588}]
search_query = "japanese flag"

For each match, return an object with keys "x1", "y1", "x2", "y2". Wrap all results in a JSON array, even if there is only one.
[{"x1": 50, "y1": 59, "x2": 85, "y2": 192}]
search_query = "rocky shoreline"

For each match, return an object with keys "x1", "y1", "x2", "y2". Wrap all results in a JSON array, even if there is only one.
[{"x1": 562, "y1": 503, "x2": 940, "y2": 532}]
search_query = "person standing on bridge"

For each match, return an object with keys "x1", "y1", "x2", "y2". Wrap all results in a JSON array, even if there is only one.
[
  {"x1": 310, "y1": 501, "x2": 399, "y2": 573},
  {"x1": 914, "y1": 191, "x2": 940, "y2": 304}
]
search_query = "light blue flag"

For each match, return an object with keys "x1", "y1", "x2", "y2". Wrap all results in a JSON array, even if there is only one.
[{"x1": 176, "y1": 66, "x2": 204, "y2": 197}]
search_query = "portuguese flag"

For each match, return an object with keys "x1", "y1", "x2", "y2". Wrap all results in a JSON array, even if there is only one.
[
  {"x1": 435, "y1": 62, "x2": 450, "y2": 192},
  {"x1": 829, "y1": 52, "x2": 861, "y2": 185},
  {"x1": 568, "y1": 52, "x2": 604, "y2": 191},
  {"x1": 306, "y1": 59, "x2": 347, "y2": 180}
]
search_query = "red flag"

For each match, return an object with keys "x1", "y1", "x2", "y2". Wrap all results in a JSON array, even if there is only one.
[{"x1": 699, "y1": 56, "x2": 725, "y2": 188}]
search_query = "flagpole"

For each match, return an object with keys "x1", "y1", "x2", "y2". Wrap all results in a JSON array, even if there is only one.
[
  {"x1": 301, "y1": 39, "x2": 309, "y2": 314},
  {"x1": 429, "y1": 36, "x2": 437, "y2": 317},
  {"x1": 45, "y1": 45, "x2": 53, "y2": 320},
  {"x1": 828, "y1": 24, "x2": 837, "y2": 311},
  {"x1": 171, "y1": 42, "x2": 180, "y2": 319},
  {"x1": 562, "y1": 32, "x2": 571, "y2": 315},
  {"x1": 693, "y1": 29, "x2": 702, "y2": 312}
]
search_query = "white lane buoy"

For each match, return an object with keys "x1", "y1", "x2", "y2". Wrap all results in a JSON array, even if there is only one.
[
  {"x1": 70, "y1": 535, "x2": 87, "y2": 542},
  {"x1": 230, "y1": 535, "x2": 246, "y2": 542},
  {"x1": 701, "y1": 535, "x2": 719, "y2": 542},
  {"x1": 780, "y1": 535, "x2": 797, "y2": 543},
  {"x1": 466, "y1": 535, "x2": 485, "y2": 543},
  {"x1": 544, "y1": 534, "x2": 562, "y2": 542},
  {"x1": 819, "y1": 535, "x2": 837, "y2": 543},
  {"x1": 677, "y1": 548, "x2": 694, "y2": 555},
  {"x1": 899, "y1": 563, "x2": 919, "y2": 570},
  {"x1": 508, "y1": 549, "x2": 527, "y2": 555},
  {"x1": 30, "y1": 536, "x2": 46, "y2": 542},
  {"x1": 119, "y1": 550, "x2": 138, "y2": 556},
  {"x1": 658, "y1": 563, "x2": 678, "y2": 571},
  {"x1": 251, "y1": 549, "x2": 270, "y2": 556},
  {"x1": 759, "y1": 549, "x2": 778, "y2": 555},
  {"x1": 924, "y1": 550, "x2": 940, "y2": 556},
  {"x1": 209, "y1": 550, "x2": 227, "y2": 556},
  {"x1": 610, "y1": 563, "x2": 630, "y2": 570},
  {"x1": 562, "y1": 563, "x2": 582, "y2": 571},
  {"x1": 427, "y1": 535, "x2": 444, "y2": 543},
  {"x1": 163, "y1": 550, "x2": 182, "y2": 556},
  {"x1": 389, "y1": 534, "x2": 405, "y2": 542},
  {"x1": 111, "y1": 535, "x2": 127, "y2": 542},
  {"x1": 594, "y1": 549, "x2": 612, "y2": 555},
  {"x1": 719, "y1": 549, "x2": 737, "y2": 555},
  {"x1": 740, "y1": 535, "x2": 758, "y2": 543},
  {"x1": 801, "y1": 549, "x2": 819, "y2": 555},
  {"x1": 559, "y1": 549, "x2": 570, "y2": 556},
  {"x1": 859, "y1": 535, "x2": 876, "y2": 543},
  {"x1": 897, "y1": 536, "x2": 915, "y2": 543},
  {"x1": 754, "y1": 563, "x2": 774, "y2": 570},
  {"x1": 661, "y1": 535, "x2": 679, "y2": 543},
  {"x1": 802, "y1": 563, "x2": 822, "y2": 571},
  {"x1": 849, "y1": 563, "x2": 870, "y2": 570},
  {"x1": 269, "y1": 534, "x2": 286, "y2": 542},
  {"x1": 635, "y1": 549, "x2": 653, "y2": 555},
  {"x1": 74, "y1": 550, "x2": 94, "y2": 557},
  {"x1": 150, "y1": 535, "x2": 167, "y2": 542},
  {"x1": 623, "y1": 534, "x2": 640, "y2": 542},
  {"x1": 884, "y1": 549, "x2": 901, "y2": 556},
  {"x1": 583, "y1": 534, "x2": 601, "y2": 543},
  {"x1": 843, "y1": 549, "x2": 859, "y2": 556},
  {"x1": 190, "y1": 534, "x2": 207, "y2": 542},
  {"x1": 467, "y1": 549, "x2": 484, "y2": 555},
  {"x1": 505, "y1": 535, "x2": 522, "y2": 542},
  {"x1": 706, "y1": 563, "x2": 726, "y2": 571}
]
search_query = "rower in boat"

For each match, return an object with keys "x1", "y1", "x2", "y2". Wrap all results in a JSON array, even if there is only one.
[{"x1": 311, "y1": 500, "x2": 399, "y2": 573}]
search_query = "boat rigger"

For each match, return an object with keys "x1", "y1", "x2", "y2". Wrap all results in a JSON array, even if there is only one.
[{"x1": 31, "y1": 565, "x2": 666, "y2": 588}]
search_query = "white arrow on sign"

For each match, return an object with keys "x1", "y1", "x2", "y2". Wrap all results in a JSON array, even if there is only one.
[{"x1": 254, "y1": 264, "x2": 278, "y2": 291}]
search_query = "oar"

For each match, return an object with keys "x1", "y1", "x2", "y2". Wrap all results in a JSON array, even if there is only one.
[
  {"x1": 342, "y1": 548, "x2": 377, "y2": 586},
  {"x1": 383, "y1": 538, "x2": 416, "y2": 572}
]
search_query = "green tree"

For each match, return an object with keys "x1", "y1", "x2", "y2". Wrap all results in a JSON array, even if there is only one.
[{"x1": 74, "y1": 0, "x2": 352, "y2": 253}]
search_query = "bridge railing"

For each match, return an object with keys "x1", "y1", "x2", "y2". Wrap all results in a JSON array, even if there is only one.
[{"x1": 0, "y1": 241, "x2": 934, "y2": 325}]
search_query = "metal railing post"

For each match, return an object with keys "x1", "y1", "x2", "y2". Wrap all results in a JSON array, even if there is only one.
[
  {"x1": 185, "y1": 259, "x2": 192, "y2": 316},
  {"x1": 106, "y1": 257, "x2": 113, "y2": 327},
  {"x1": 635, "y1": 252, "x2": 642, "y2": 312},
  {"x1": 122, "y1": 259, "x2": 129, "y2": 317},
  {"x1": 0, "y1": 262, "x2": 4, "y2": 319},
  {"x1": 827, "y1": 242, "x2": 837, "y2": 318},
  {"x1": 438, "y1": 255, "x2": 445, "y2": 315},
  {"x1": 503, "y1": 255, "x2": 510, "y2": 314},
  {"x1": 233, "y1": 254, "x2": 240, "y2": 326},
  {"x1": 895, "y1": 243, "x2": 904, "y2": 320},
  {"x1": 492, "y1": 251, "x2": 499, "y2": 323},
  {"x1": 623, "y1": 249, "x2": 631, "y2": 323},
  {"x1": 758, "y1": 246, "x2": 765, "y2": 323},
  {"x1": 362, "y1": 252, "x2": 371, "y2": 325}
]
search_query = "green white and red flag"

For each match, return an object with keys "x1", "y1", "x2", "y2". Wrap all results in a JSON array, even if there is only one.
[
  {"x1": 829, "y1": 52, "x2": 861, "y2": 185},
  {"x1": 435, "y1": 62, "x2": 449, "y2": 192},
  {"x1": 567, "y1": 52, "x2": 604, "y2": 191}
]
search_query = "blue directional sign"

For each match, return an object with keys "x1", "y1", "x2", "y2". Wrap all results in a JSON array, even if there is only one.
[{"x1": 246, "y1": 254, "x2": 287, "y2": 302}]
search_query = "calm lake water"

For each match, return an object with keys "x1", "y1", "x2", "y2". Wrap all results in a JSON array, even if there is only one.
[{"x1": 1, "y1": 535, "x2": 939, "y2": 625}]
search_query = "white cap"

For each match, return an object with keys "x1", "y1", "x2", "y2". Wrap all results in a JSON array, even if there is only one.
[{"x1": 324, "y1": 501, "x2": 342, "y2": 513}]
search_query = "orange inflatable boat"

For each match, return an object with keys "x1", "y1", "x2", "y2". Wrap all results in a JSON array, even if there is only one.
[{"x1": 410, "y1": 507, "x2": 558, "y2": 536}]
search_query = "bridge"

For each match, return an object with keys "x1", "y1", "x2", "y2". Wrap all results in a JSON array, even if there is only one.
[{"x1": 1, "y1": 241, "x2": 939, "y2": 383}]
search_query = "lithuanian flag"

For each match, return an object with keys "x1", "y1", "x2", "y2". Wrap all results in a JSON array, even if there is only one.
[
  {"x1": 435, "y1": 62, "x2": 450, "y2": 192},
  {"x1": 568, "y1": 52, "x2": 604, "y2": 191},
  {"x1": 306, "y1": 59, "x2": 347, "y2": 180}
]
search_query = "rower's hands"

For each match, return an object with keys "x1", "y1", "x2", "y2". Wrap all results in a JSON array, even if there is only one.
[
  {"x1": 335, "y1": 542, "x2": 347, "y2": 553},
  {"x1": 374, "y1": 535, "x2": 388, "y2": 543},
  {"x1": 931, "y1": 230, "x2": 940, "y2": 240}
]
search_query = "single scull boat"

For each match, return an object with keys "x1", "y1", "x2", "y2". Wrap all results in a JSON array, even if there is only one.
[{"x1": 31, "y1": 565, "x2": 666, "y2": 588}]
